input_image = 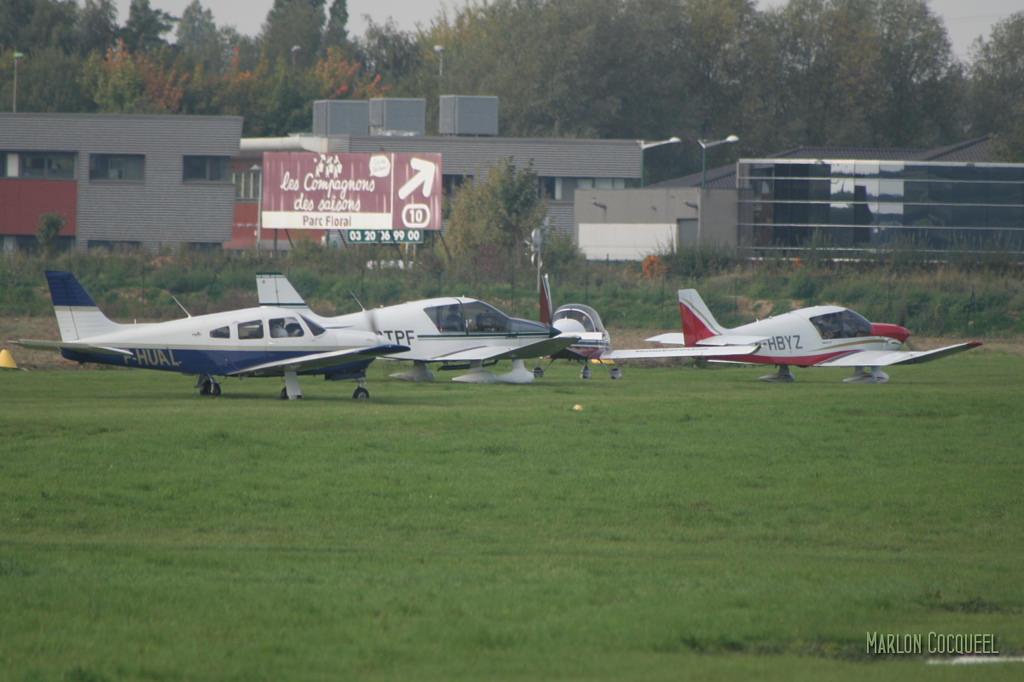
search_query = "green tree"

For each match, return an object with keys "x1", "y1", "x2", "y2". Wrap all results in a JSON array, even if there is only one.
[
  {"x1": 35, "y1": 212, "x2": 65, "y2": 257},
  {"x1": 870, "y1": 0, "x2": 961, "y2": 146},
  {"x1": 968, "y1": 12, "x2": 1024, "y2": 161},
  {"x1": 121, "y1": 0, "x2": 176, "y2": 53},
  {"x1": 76, "y1": 0, "x2": 119, "y2": 55},
  {"x1": 176, "y1": 1, "x2": 226, "y2": 72},
  {"x1": 446, "y1": 158, "x2": 547, "y2": 283},
  {"x1": 3, "y1": 46, "x2": 93, "y2": 112},
  {"x1": 353, "y1": 17, "x2": 419, "y2": 84},
  {"x1": 772, "y1": 0, "x2": 883, "y2": 146},
  {"x1": 0, "y1": 0, "x2": 78, "y2": 54},
  {"x1": 323, "y1": 0, "x2": 349, "y2": 52},
  {"x1": 261, "y1": 0, "x2": 325, "y2": 68},
  {"x1": 80, "y1": 40, "x2": 185, "y2": 113}
]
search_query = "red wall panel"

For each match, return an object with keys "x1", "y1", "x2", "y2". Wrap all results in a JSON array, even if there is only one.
[{"x1": 0, "y1": 179, "x2": 77, "y2": 236}]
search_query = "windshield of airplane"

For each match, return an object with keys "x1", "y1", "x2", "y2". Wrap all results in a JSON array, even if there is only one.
[
  {"x1": 553, "y1": 305, "x2": 605, "y2": 333},
  {"x1": 810, "y1": 310, "x2": 872, "y2": 339},
  {"x1": 425, "y1": 301, "x2": 549, "y2": 335},
  {"x1": 301, "y1": 315, "x2": 326, "y2": 336}
]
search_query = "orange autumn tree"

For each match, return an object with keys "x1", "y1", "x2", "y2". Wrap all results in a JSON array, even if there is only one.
[
  {"x1": 311, "y1": 46, "x2": 387, "y2": 100},
  {"x1": 81, "y1": 40, "x2": 186, "y2": 113}
]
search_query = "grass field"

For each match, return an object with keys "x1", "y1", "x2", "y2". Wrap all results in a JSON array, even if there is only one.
[{"x1": 1, "y1": 351, "x2": 1022, "y2": 681}]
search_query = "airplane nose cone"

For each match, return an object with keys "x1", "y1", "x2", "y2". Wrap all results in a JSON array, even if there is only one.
[{"x1": 871, "y1": 323, "x2": 910, "y2": 343}]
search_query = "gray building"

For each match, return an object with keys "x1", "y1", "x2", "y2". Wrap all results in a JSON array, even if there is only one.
[{"x1": 0, "y1": 113, "x2": 242, "y2": 250}]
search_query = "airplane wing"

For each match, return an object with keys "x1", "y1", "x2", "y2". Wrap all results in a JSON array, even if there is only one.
[
  {"x1": 813, "y1": 342, "x2": 981, "y2": 367},
  {"x1": 14, "y1": 339, "x2": 134, "y2": 356},
  {"x1": 414, "y1": 335, "x2": 580, "y2": 363},
  {"x1": 228, "y1": 344, "x2": 408, "y2": 377},
  {"x1": 602, "y1": 344, "x2": 760, "y2": 361}
]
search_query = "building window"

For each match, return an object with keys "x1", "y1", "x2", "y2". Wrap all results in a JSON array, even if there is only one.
[
  {"x1": 576, "y1": 177, "x2": 626, "y2": 191},
  {"x1": 184, "y1": 155, "x2": 228, "y2": 182},
  {"x1": 20, "y1": 152, "x2": 76, "y2": 179},
  {"x1": 231, "y1": 167, "x2": 261, "y2": 200},
  {"x1": 90, "y1": 154, "x2": 145, "y2": 181}
]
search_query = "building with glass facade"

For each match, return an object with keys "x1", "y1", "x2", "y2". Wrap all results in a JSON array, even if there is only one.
[{"x1": 736, "y1": 152, "x2": 1024, "y2": 257}]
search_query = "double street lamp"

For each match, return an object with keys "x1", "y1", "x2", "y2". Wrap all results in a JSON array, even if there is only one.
[{"x1": 698, "y1": 134, "x2": 739, "y2": 188}]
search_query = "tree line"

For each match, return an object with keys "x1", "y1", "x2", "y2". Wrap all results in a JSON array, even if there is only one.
[{"x1": 2, "y1": 0, "x2": 1023, "y2": 179}]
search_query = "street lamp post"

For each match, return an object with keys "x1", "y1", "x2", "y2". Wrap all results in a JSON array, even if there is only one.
[
  {"x1": 12, "y1": 51, "x2": 24, "y2": 113},
  {"x1": 698, "y1": 134, "x2": 739, "y2": 189},
  {"x1": 433, "y1": 45, "x2": 444, "y2": 80},
  {"x1": 251, "y1": 164, "x2": 262, "y2": 254},
  {"x1": 638, "y1": 136, "x2": 681, "y2": 186}
]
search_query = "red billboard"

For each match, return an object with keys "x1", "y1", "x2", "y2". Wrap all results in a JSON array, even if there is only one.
[{"x1": 260, "y1": 152, "x2": 442, "y2": 238}]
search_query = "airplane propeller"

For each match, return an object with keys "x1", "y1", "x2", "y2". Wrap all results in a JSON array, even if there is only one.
[
  {"x1": 349, "y1": 290, "x2": 382, "y2": 336},
  {"x1": 364, "y1": 307, "x2": 381, "y2": 336}
]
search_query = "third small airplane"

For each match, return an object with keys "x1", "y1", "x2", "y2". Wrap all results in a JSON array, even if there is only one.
[{"x1": 643, "y1": 288, "x2": 981, "y2": 382}]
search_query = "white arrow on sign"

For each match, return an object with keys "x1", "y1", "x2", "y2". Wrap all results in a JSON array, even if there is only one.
[{"x1": 397, "y1": 158, "x2": 437, "y2": 200}]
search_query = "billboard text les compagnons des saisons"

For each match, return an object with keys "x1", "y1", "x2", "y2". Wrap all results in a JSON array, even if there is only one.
[{"x1": 259, "y1": 152, "x2": 442, "y2": 243}]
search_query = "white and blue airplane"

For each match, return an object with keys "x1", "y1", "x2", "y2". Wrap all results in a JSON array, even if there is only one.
[
  {"x1": 14, "y1": 271, "x2": 408, "y2": 399},
  {"x1": 256, "y1": 273, "x2": 579, "y2": 384}
]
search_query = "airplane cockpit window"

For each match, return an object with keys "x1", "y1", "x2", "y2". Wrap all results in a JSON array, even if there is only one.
[
  {"x1": 810, "y1": 310, "x2": 871, "y2": 339},
  {"x1": 425, "y1": 301, "x2": 550, "y2": 335},
  {"x1": 553, "y1": 305, "x2": 604, "y2": 333},
  {"x1": 426, "y1": 303, "x2": 467, "y2": 333},
  {"x1": 209, "y1": 325, "x2": 229, "y2": 339},
  {"x1": 301, "y1": 315, "x2": 326, "y2": 336},
  {"x1": 462, "y1": 302, "x2": 509, "y2": 333},
  {"x1": 238, "y1": 320, "x2": 264, "y2": 340},
  {"x1": 270, "y1": 317, "x2": 304, "y2": 338}
]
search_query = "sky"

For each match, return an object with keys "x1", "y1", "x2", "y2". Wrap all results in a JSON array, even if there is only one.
[{"x1": 114, "y1": 0, "x2": 1018, "y2": 61}]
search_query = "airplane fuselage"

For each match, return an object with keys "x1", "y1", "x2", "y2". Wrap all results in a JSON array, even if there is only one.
[
  {"x1": 311, "y1": 297, "x2": 558, "y2": 363},
  {"x1": 724, "y1": 306, "x2": 904, "y2": 366},
  {"x1": 60, "y1": 305, "x2": 386, "y2": 379}
]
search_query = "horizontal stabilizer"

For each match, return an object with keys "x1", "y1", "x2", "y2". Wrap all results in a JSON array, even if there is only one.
[
  {"x1": 814, "y1": 342, "x2": 981, "y2": 367},
  {"x1": 229, "y1": 344, "x2": 409, "y2": 376},
  {"x1": 645, "y1": 332, "x2": 685, "y2": 345},
  {"x1": 13, "y1": 339, "x2": 133, "y2": 356},
  {"x1": 603, "y1": 344, "x2": 760, "y2": 360}
]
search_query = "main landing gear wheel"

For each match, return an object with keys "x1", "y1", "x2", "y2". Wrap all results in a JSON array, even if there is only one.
[
  {"x1": 352, "y1": 386, "x2": 370, "y2": 400},
  {"x1": 580, "y1": 365, "x2": 592, "y2": 379},
  {"x1": 609, "y1": 367, "x2": 622, "y2": 380},
  {"x1": 197, "y1": 376, "x2": 220, "y2": 396},
  {"x1": 759, "y1": 365, "x2": 794, "y2": 382}
]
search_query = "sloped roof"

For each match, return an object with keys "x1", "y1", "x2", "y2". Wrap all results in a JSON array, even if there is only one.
[{"x1": 649, "y1": 135, "x2": 997, "y2": 189}]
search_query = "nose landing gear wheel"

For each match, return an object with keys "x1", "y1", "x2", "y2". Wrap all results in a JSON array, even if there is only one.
[{"x1": 352, "y1": 386, "x2": 370, "y2": 400}]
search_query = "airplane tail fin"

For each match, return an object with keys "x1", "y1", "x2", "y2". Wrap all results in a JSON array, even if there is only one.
[
  {"x1": 257, "y1": 272, "x2": 310, "y2": 310},
  {"x1": 678, "y1": 289, "x2": 725, "y2": 345},
  {"x1": 539, "y1": 273, "x2": 553, "y2": 325},
  {"x1": 45, "y1": 271, "x2": 120, "y2": 341}
]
